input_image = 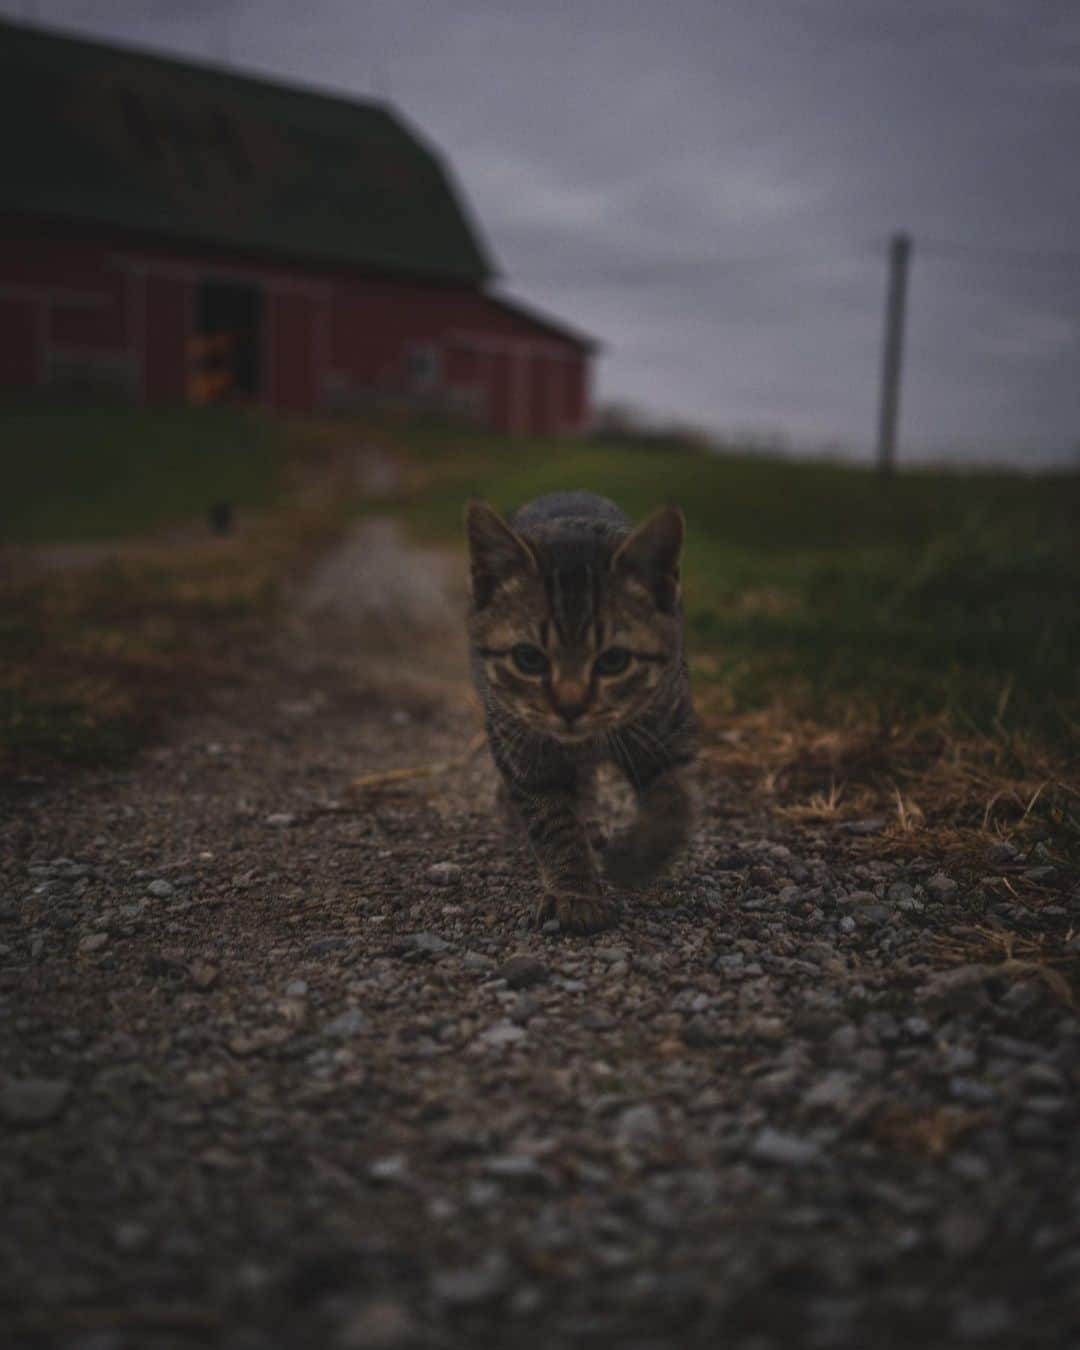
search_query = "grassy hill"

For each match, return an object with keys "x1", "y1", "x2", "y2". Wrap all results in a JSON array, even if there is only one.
[
  {"x1": 0, "y1": 402, "x2": 285, "y2": 543},
  {"x1": 1, "y1": 405, "x2": 1077, "y2": 777},
  {"x1": 392, "y1": 424, "x2": 1080, "y2": 746}
]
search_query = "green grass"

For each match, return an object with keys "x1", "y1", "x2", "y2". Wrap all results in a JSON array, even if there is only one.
[
  {"x1": 391, "y1": 425, "x2": 1080, "y2": 745},
  {"x1": 1, "y1": 405, "x2": 1077, "y2": 771},
  {"x1": 0, "y1": 401, "x2": 286, "y2": 542},
  {"x1": 0, "y1": 403, "x2": 343, "y2": 774}
]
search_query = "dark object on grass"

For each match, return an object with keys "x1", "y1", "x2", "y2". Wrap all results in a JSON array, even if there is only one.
[{"x1": 209, "y1": 501, "x2": 234, "y2": 535}]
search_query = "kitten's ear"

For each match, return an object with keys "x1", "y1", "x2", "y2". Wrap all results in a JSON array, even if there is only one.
[
  {"x1": 612, "y1": 505, "x2": 684, "y2": 612},
  {"x1": 465, "y1": 500, "x2": 537, "y2": 609}
]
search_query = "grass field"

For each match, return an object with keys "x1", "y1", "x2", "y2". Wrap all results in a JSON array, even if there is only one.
[
  {"x1": 0, "y1": 402, "x2": 286, "y2": 543},
  {"x1": 2, "y1": 406, "x2": 1077, "y2": 802},
  {"x1": 0, "y1": 403, "x2": 340, "y2": 770},
  {"x1": 393, "y1": 424, "x2": 1080, "y2": 746}
]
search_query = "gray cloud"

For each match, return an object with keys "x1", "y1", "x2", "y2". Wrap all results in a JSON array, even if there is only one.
[{"x1": 5, "y1": 0, "x2": 1079, "y2": 460}]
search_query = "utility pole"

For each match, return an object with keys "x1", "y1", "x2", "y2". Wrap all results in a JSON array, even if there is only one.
[{"x1": 875, "y1": 231, "x2": 912, "y2": 476}]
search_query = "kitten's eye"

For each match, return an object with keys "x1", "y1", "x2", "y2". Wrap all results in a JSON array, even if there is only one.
[
  {"x1": 511, "y1": 643, "x2": 549, "y2": 676},
  {"x1": 594, "y1": 647, "x2": 631, "y2": 676}
]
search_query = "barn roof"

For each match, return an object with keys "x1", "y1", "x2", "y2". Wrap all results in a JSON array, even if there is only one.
[{"x1": 0, "y1": 19, "x2": 494, "y2": 284}]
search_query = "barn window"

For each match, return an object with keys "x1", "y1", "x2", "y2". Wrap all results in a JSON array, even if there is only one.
[{"x1": 406, "y1": 342, "x2": 440, "y2": 392}]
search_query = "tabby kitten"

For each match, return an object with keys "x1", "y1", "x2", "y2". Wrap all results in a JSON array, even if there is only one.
[{"x1": 466, "y1": 491, "x2": 696, "y2": 934}]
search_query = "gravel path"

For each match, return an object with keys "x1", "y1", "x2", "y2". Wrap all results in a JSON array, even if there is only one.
[{"x1": 2, "y1": 523, "x2": 1078, "y2": 1349}]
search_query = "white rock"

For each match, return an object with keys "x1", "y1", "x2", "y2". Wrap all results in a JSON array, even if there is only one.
[
  {"x1": 750, "y1": 1127, "x2": 821, "y2": 1166},
  {"x1": 802, "y1": 1072, "x2": 857, "y2": 1111},
  {"x1": 368, "y1": 1154, "x2": 408, "y2": 1184},
  {"x1": 478, "y1": 1021, "x2": 526, "y2": 1048},
  {"x1": 324, "y1": 1009, "x2": 368, "y2": 1038},
  {"x1": 615, "y1": 1102, "x2": 663, "y2": 1148}
]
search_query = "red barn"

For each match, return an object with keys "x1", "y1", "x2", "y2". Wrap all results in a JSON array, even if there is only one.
[{"x1": 0, "y1": 19, "x2": 597, "y2": 435}]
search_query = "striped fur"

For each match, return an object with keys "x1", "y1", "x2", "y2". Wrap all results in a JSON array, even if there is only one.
[{"x1": 466, "y1": 492, "x2": 697, "y2": 934}]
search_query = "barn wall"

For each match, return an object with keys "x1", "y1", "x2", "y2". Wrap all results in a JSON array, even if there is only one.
[
  {"x1": 325, "y1": 277, "x2": 590, "y2": 435},
  {"x1": 0, "y1": 220, "x2": 593, "y2": 433},
  {"x1": 0, "y1": 298, "x2": 36, "y2": 390},
  {"x1": 268, "y1": 292, "x2": 318, "y2": 412},
  {"x1": 144, "y1": 277, "x2": 189, "y2": 403},
  {"x1": 0, "y1": 233, "x2": 134, "y2": 396}
]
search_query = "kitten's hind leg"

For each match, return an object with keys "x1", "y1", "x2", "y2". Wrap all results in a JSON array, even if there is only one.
[{"x1": 604, "y1": 768, "x2": 692, "y2": 888}]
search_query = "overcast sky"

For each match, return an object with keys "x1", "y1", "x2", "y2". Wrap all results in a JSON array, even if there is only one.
[{"x1": 5, "y1": 0, "x2": 1079, "y2": 462}]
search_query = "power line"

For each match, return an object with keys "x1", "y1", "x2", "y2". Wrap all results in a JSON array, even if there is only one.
[
  {"x1": 917, "y1": 238, "x2": 1080, "y2": 274},
  {"x1": 518, "y1": 237, "x2": 1080, "y2": 288},
  {"x1": 515, "y1": 250, "x2": 879, "y2": 286}
]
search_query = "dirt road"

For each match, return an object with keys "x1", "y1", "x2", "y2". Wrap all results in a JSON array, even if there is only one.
[{"x1": 2, "y1": 522, "x2": 1078, "y2": 1349}]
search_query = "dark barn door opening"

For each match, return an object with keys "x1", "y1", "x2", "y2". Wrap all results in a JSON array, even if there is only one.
[{"x1": 190, "y1": 280, "x2": 263, "y2": 404}]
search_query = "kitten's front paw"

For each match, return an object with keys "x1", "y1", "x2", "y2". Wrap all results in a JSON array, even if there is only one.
[{"x1": 534, "y1": 890, "x2": 617, "y2": 934}]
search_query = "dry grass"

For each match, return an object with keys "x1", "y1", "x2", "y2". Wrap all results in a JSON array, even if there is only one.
[
  {"x1": 697, "y1": 689, "x2": 1078, "y2": 868},
  {"x1": 870, "y1": 1102, "x2": 989, "y2": 1158},
  {"x1": 0, "y1": 497, "x2": 349, "y2": 776},
  {"x1": 929, "y1": 923, "x2": 1078, "y2": 1008}
]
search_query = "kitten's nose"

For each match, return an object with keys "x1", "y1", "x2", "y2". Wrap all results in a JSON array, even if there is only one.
[{"x1": 551, "y1": 680, "x2": 589, "y2": 726}]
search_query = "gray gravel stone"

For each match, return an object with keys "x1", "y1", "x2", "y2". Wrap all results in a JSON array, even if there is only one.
[
  {"x1": 323, "y1": 1009, "x2": 368, "y2": 1038},
  {"x1": 802, "y1": 1072, "x2": 857, "y2": 1112},
  {"x1": 952, "y1": 1299, "x2": 1014, "y2": 1341},
  {"x1": 403, "y1": 932, "x2": 450, "y2": 955},
  {"x1": 828, "y1": 1023, "x2": 859, "y2": 1055},
  {"x1": 749, "y1": 1127, "x2": 821, "y2": 1167},
  {"x1": 925, "y1": 873, "x2": 958, "y2": 900},
  {"x1": 0, "y1": 1076, "x2": 71, "y2": 1124},
  {"x1": 334, "y1": 1297, "x2": 419, "y2": 1350},
  {"x1": 432, "y1": 1252, "x2": 509, "y2": 1306},
  {"x1": 681, "y1": 1015, "x2": 717, "y2": 1048},
  {"x1": 146, "y1": 879, "x2": 174, "y2": 899},
  {"x1": 305, "y1": 935, "x2": 349, "y2": 958},
  {"x1": 477, "y1": 1021, "x2": 526, "y2": 1048},
  {"x1": 615, "y1": 1102, "x2": 663, "y2": 1148},
  {"x1": 482, "y1": 1154, "x2": 549, "y2": 1186},
  {"x1": 837, "y1": 890, "x2": 877, "y2": 907},
  {"x1": 368, "y1": 1155, "x2": 409, "y2": 1184},
  {"x1": 497, "y1": 955, "x2": 548, "y2": 989}
]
